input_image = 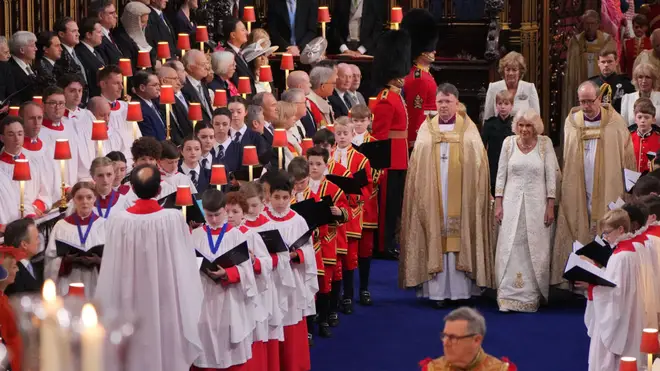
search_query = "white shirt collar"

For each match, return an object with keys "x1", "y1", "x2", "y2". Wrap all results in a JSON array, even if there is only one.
[
  {"x1": 12, "y1": 56, "x2": 30, "y2": 74},
  {"x1": 82, "y1": 41, "x2": 96, "y2": 54},
  {"x1": 335, "y1": 89, "x2": 347, "y2": 99},
  {"x1": 181, "y1": 162, "x2": 201, "y2": 175},
  {"x1": 44, "y1": 57, "x2": 55, "y2": 66},
  {"x1": 150, "y1": 6, "x2": 163, "y2": 15},
  {"x1": 101, "y1": 26, "x2": 111, "y2": 38},
  {"x1": 200, "y1": 152, "x2": 213, "y2": 168},
  {"x1": 230, "y1": 124, "x2": 248, "y2": 137},
  {"x1": 309, "y1": 178, "x2": 321, "y2": 193},
  {"x1": 228, "y1": 42, "x2": 241, "y2": 54},
  {"x1": 215, "y1": 137, "x2": 232, "y2": 151},
  {"x1": 63, "y1": 44, "x2": 75, "y2": 55},
  {"x1": 352, "y1": 131, "x2": 366, "y2": 145},
  {"x1": 188, "y1": 76, "x2": 202, "y2": 89}
]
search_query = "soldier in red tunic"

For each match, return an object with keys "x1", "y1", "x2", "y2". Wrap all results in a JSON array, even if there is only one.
[
  {"x1": 401, "y1": 9, "x2": 439, "y2": 148},
  {"x1": 641, "y1": 2, "x2": 660, "y2": 32},
  {"x1": 371, "y1": 30, "x2": 412, "y2": 258},
  {"x1": 629, "y1": 97, "x2": 660, "y2": 172},
  {"x1": 621, "y1": 14, "x2": 652, "y2": 78}
]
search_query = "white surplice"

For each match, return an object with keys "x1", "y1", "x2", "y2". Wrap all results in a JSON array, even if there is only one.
[
  {"x1": 22, "y1": 137, "x2": 61, "y2": 204},
  {"x1": 0, "y1": 152, "x2": 50, "y2": 217},
  {"x1": 643, "y1": 224, "x2": 660, "y2": 327},
  {"x1": 418, "y1": 123, "x2": 475, "y2": 301},
  {"x1": 264, "y1": 206, "x2": 318, "y2": 326},
  {"x1": 74, "y1": 109, "x2": 126, "y2": 181},
  {"x1": 244, "y1": 214, "x2": 296, "y2": 341},
  {"x1": 95, "y1": 202, "x2": 203, "y2": 371},
  {"x1": 160, "y1": 170, "x2": 198, "y2": 194},
  {"x1": 107, "y1": 101, "x2": 141, "y2": 167},
  {"x1": 586, "y1": 236, "x2": 644, "y2": 371},
  {"x1": 0, "y1": 171, "x2": 34, "y2": 225},
  {"x1": 629, "y1": 228, "x2": 658, "y2": 329},
  {"x1": 494, "y1": 136, "x2": 557, "y2": 312},
  {"x1": 239, "y1": 225, "x2": 274, "y2": 343},
  {"x1": 192, "y1": 225, "x2": 257, "y2": 369},
  {"x1": 39, "y1": 120, "x2": 80, "y2": 187},
  {"x1": 44, "y1": 215, "x2": 105, "y2": 297},
  {"x1": 64, "y1": 189, "x2": 130, "y2": 218}
]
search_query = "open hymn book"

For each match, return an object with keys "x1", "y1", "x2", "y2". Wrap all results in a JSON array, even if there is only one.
[
  {"x1": 563, "y1": 252, "x2": 616, "y2": 287},
  {"x1": 571, "y1": 236, "x2": 612, "y2": 267}
]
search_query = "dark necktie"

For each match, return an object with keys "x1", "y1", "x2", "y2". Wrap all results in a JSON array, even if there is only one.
[
  {"x1": 201, "y1": 158, "x2": 208, "y2": 170},
  {"x1": 343, "y1": 93, "x2": 353, "y2": 110},
  {"x1": 234, "y1": 131, "x2": 242, "y2": 143},
  {"x1": 94, "y1": 49, "x2": 104, "y2": 63},
  {"x1": 190, "y1": 169, "x2": 198, "y2": 187},
  {"x1": 160, "y1": 12, "x2": 171, "y2": 33},
  {"x1": 217, "y1": 145, "x2": 225, "y2": 160}
]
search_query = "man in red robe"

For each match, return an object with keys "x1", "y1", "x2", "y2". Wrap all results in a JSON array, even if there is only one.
[
  {"x1": 402, "y1": 9, "x2": 439, "y2": 148},
  {"x1": 371, "y1": 30, "x2": 411, "y2": 258}
]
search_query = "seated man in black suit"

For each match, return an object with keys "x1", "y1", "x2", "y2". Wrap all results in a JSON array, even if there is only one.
[
  {"x1": 146, "y1": 0, "x2": 178, "y2": 61},
  {"x1": 328, "y1": 63, "x2": 354, "y2": 118},
  {"x1": 35, "y1": 32, "x2": 63, "y2": 89},
  {"x1": 228, "y1": 96, "x2": 271, "y2": 165},
  {"x1": 222, "y1": 18, "x2": 256, "y2": 94},
  {"x1": 0, "y1": 36, "x2": 9, "y2": 61},
  {"x1": 181, "y1": 49, "x2": 214, "y2": 122},
  {"x1": 133, "y1": 70, "x2": 168, "y2": 141},
  {"x1": 76, "y1": 17, "x2": 107, "y2": 98},
  {"x1": 246, "y1": 105, "x2": 271, "y2": 146},
  {"x1": 54, "y1": 17, "x2": 90, "y2": 103},
  {"x1": 3, "y1": 218, "x2": 43, "y2": 296},
  {"x1": 286, "y1": 71, "x2": 317, "y2": 138},
  {"x1": 157, "y1": 65, "x2": 192, "y2": 145},
  {"x1": 250, "y1": 92, "x2": 277, "y2": 144},
  {"x1": 178, "y1": 135, "x2": 211, "y2": 194},
  {"x1": 329, "y1": 0, "x2": 385, "y2": 57},
  {"x1": 90, "y1": 0, "x2": 123, "y2": 65},
  {"x1": 7, "y1": 31, "x2": 39, "y2": 105},
  {"x1": 211, "y1": 107, "x2": 243, "y2": 174},
  {"x1": 267, "y1": 0, "x2": 319, "y2": 56}
]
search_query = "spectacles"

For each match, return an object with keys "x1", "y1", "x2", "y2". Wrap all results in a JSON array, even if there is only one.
[
  {"x1": 45, "y1": 102, "x2": 65, "y2": 107},
  {"x1": 440, "y1": 333, "x2": 477, "y2": 343}
]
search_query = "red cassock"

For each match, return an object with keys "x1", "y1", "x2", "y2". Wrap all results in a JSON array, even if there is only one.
[
  {"x1": 631, "y1": 130, "x2": 660, "y2": 173},
  {"x1": 404, "y1": 65, "x2": 437, "y2": 147},
  {"x1": 621, "y1": 36, "x2": 652, "y2": 77},
  {"x1": 372, "y1": 86, "x2": 409, "y2": 170},
  {"x1": 327, "y1": 159, "x2": 351, "y2": 274},
  {"x1": 359, "y1": 133, "x2": 382, "y2": 258},
  {"x1": 330, "y1": 148, "x2": 373, "y2": 271},
  {"x1": 316, "y1": 177, "x2": 350, "y2": 289},
  {"x1": 290, "y1": 188, "x2": 326, "y2": 283}
]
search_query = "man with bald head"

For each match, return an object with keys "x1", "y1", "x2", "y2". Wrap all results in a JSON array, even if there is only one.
[
  {"x1": 95, "y1": 163, "x2": 203, "y2": 371},
  {"x1": 552, "y1": 80, "x2": 635, "y2": 286},
  {"x1": 158, "y1": 65, "x2": 192, "y2": 144},
  {"x1": 562, "y1": 10, "x2": 616, "y2": 120},
  {"x1": 348, "y1": 64, "x2": 366, "y2": 106},
  {"x1": 633, "y1": 28, "x2": 660, "y2": 74},
  {"x1": 181, "y1": 49, "x2": 213, "y2": 121}
]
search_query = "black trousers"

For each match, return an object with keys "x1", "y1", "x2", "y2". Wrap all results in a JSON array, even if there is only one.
[{"x1": 383, "y1": 169, "x2": 406, "y2": 252}]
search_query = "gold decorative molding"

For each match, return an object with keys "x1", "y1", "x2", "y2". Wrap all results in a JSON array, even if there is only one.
[
  {"x1": 49, "y1": 0, "x2": 54, "y2": 31},
  {"x1": 4, "y1": 0, "x2": 11, "y2": 37},
  {"x1": 500, "y1": 0, "x2": 510, "y2": 30}
]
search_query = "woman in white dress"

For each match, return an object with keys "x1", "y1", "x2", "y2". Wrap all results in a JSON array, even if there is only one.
[
  {"x1": 45, "y1": 182, "x2": 105, "y2": 297},
  {"x1": 483, "y1": 51, "x2": 540, "y2": 123},
  {"x1": 494, "y1": 109, "x2": 559, "y2": 312},
  {"x1": 621, "y1": 62, "x2": 660, "y2": 126}
]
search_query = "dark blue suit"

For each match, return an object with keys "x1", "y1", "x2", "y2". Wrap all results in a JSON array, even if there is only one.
[
  {"x1": 211, "y1": 140, "x2": 243, "y2": 174},
  {"x1": 136, "y1": 96, "x2": 168, "y2": 141},
  {"x1": 235, "y1": 127, "x2": 272, "y2": 165},
  {"x1": 179, "y1": 164, "x2": 211, "y2": 194}
]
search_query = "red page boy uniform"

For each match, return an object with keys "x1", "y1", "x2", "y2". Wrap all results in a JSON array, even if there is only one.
[{"x1": 630, "y1": 127, "x2": 660, "y2": 173}]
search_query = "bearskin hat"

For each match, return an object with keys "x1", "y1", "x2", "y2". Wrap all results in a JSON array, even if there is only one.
[
  {"x1": 400, "y1": 8, "x2": 439, "y2": 60},
  {"x1": 372, "y1": 30, "x2": 412, "y2": 88}
]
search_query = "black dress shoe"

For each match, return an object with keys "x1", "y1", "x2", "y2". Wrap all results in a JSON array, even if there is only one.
[
  {"x1": 359, "y1": 290, "x2": 373, "y2": 306},
  {"x1": 328, "y1": 312, "x2": 340, "y2": 327},
  {"x1": 318, "y1": 323, "x2": 332, "y2": 338},
  {"x1": 341, "y1": 298, "x2": 353, "y2": 314},
  {"x1": 432, "y1": 300, "x2": 446, "y2": 309},
  {"x1": 308, "y1": 333, "x2": 314, "y2": 347}
]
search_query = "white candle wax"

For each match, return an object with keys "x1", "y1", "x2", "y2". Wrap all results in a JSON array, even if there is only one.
[{"x1": 81, "y1": 304, "x2": 104, "y2": 371}]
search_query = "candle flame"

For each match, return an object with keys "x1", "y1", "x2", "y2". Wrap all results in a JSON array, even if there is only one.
[
  {"x1": 42, "y1": 279, "x2": 56, "y2": 302},
  {"x1": 82, "y1": 303, "x2": 98, "y2": 327}
]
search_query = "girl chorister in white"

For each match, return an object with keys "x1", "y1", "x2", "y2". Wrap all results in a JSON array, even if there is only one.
[{"x1": 45, "y1": 182, "x2": 106, "y2": 297}]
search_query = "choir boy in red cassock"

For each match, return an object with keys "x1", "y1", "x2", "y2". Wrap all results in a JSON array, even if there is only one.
[
  {"x1": 330, "y1": 117, "x2": 373, "y2": 311},
  {"x1": 288, "y1": 157, "x2": 330, "y2": 340},
  {"x1": 241, "y1": 182, "x2": 295, "y2": 371},
  {"x1": 350, "y1": 105, "x2": 381, "y2": 305},
  {"x1": 578, "y1": 209, "x2": 644, "y2": 371},
  {"x1": 630, "y1": 98, "x2": 660, "y2": 173},
  {"x1": 190, "y1": 189, "x2": 258, "y2": 371},
  {"x1": 622, "y1": 14, "x2": 652, "y2": 78},
  {"x1": 95, "y1": 164, "x2": 204, "y2": 371},
  {"x1": 225, "y1": 190, "x2": 274, "y2": 371},
  {"x1": 371, "y1": 30, "x2": 412, "y2": 259},
  {"x1": 265, "y1": 171, "x2": 318, "y2": 371},
  {"x1": 46, "y1": 182, "x2": 105, "y2": 297},
  {"x1": 305, "y1": 147, "x2": 350, "y2": 328}
]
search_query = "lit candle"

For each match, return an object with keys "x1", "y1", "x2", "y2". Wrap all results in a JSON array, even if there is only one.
[
  {"x1": 81, "y1": 304, "x2": 104, "y2": 371},
  {"x1": 40, "y1": 279, "x2": 63, "y2": 371}
]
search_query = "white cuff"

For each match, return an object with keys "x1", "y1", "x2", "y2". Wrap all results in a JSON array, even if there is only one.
[
  {"x1": 339, "y1": 44, "x2": 349, "y2": 53},
  {"x1": 358, "y1": 46, "x2": 366, "y2": 55}
]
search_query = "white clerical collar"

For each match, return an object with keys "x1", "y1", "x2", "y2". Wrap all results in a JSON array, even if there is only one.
[
  {"x1": 12, "y1": 56, "x2": 30, "y2": 74},
  {"x1": 230, "y1": 124, "x2": 248, "y2": 137},
  {"x1": 81, "y1": 41, "x2": 96, "y2": 54},
  {"x1": 44, "y1": 57, "x2": 55, "y2": 66},
  {"x1": 181, "y1": 162, "x2": 201, "y2": 175}
]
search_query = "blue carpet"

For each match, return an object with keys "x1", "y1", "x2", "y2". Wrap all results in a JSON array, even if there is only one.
[{"x1": 310, "y1": 260, "x2": 590, "y2": 371}]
